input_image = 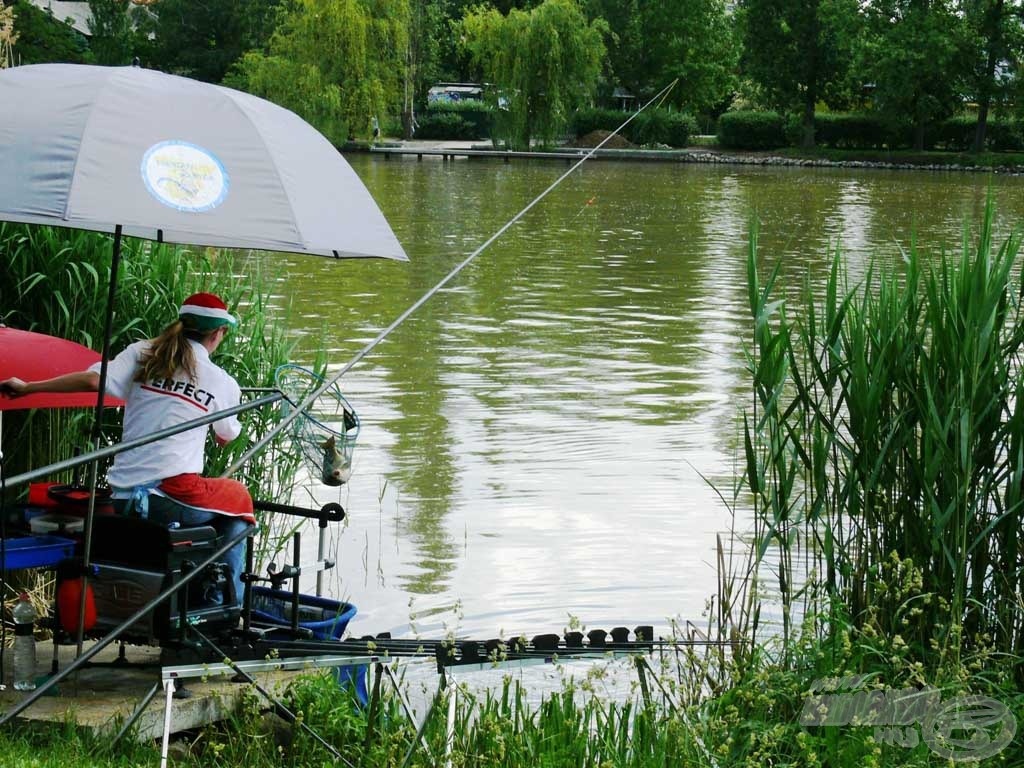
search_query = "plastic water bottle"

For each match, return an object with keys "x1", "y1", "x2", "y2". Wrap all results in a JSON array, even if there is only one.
[{"x1": 12, "y1": 592, "x2": 37, "y2": 691}]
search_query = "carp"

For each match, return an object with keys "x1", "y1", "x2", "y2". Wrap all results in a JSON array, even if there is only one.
[{"x1": 320, "y1": 435, "x2": 352, "y2": 486}]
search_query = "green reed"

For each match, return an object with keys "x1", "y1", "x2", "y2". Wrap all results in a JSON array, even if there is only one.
[
  {"x1": 1, "y1": 223, "x2": 303, "y2": 569},
  {"x1": 742, "y1": 200, "x2": 1024, "y2": 673}
]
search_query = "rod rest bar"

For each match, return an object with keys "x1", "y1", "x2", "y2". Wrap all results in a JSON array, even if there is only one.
[{"x1": 253, "y1": 499, "x2": 345, "y2": 523}]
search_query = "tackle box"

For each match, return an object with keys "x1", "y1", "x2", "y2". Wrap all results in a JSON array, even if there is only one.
[{"x1": 0, "y1": 535, "x2": 76, "y2": 570}]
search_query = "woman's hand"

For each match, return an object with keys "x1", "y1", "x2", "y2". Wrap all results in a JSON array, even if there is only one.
[{"x1": 0, "y1": 377, "x2": 28, "y2": 397}]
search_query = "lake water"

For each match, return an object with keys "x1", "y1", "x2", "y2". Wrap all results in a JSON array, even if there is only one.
[{"x1": 258, "y1": 157, "x2": 1024, "y2": 642}]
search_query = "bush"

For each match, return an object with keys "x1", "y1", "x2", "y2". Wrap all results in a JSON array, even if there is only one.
[
  {"x1": 571, "y1": 107, "x2": 696, "y2": 147},
  {"x1": 630, "y1": 109, "x2": 697, "y2": 147},
  {"x1": 571, "y1": 107, "x2": 630, "y2": 138},
  {"x1": 929, "y1": 115, "x2": 976, "y2": 151},
  {"x1": 929, "y1": 116, "x2": 1024, "y2": 152},
  {"x1": 421, "y1": 100, "x2": 492, "y2": 139},
  {"x1": 812, "y1": 113, "x2": 898, "y2": 150},
  {"x1": 415, "y1": 112, "x2": 478, "y2": 140},
  {"x1": 717, "y1": 110, "x2": 787, "y2": 150},
  {"x1": 986, "y1": 119, "x2": 1024, "y2": 151}
]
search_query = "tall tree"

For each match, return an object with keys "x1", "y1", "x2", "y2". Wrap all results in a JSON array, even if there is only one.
[
  {"x1": 459, "y1": 0, "x2": 606, "y2": 149},
  {"x1": 740, "y1": 0, "x2": 861, "y2": 147},
  {"x1": 7, "y1": 0, "x2": 91, "y2": 64},
  {"x1": 963, "y1": 0, "x2": 1023, "y2": 151},
  {"x1": 861, "y1": 0, "x2": 970, "y2": 151},
  {"x1": 588, "y1": 0, "x2": 737, "y2": 114},
  {"x1": 88, "y1": 0, "x2": 137, "y2": 65},
  {"x1": 228, "y1": 0, "x2": 408, "y2": 143},
  {"x1": 151, "y1": 0, "x2": 281, "y2": 82}
]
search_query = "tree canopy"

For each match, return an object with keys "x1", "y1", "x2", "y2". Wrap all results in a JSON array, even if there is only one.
[
  {"x1": 460, "y1": 0, "x2": 607, "y2": 148},
  {"x1": 8, "y1": 0, "x2": 1024, "y2": 151},
  {"x1": 226, "y1": 0, "x2": 408, "y2": 144}
]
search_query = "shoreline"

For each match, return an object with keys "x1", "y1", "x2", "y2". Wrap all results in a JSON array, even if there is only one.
[{"x1": 344, "y1": 139, "x2": 1024, "y2": 175}]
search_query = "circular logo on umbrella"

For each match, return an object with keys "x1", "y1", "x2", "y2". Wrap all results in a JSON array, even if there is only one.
[{"x1": 141, "y1": 140, "x2": 229, "y2": 213}]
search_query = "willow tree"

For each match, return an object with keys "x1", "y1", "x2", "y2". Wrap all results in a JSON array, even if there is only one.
[
  {"x1": 460, "y1": 0, "x2": 607, "y2": 149},
  {"x1": 228, "y1": 0, "x2": 409, "y2": 144}
]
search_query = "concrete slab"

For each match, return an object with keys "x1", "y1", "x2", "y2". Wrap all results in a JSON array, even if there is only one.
[{"x1": 0, "y1": 640, "x2": 305, "y2": 741}]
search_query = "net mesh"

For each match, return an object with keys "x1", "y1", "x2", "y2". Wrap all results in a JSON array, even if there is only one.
[{"x1": 274, "y1": 364, "x2": 359, "y2": 487}]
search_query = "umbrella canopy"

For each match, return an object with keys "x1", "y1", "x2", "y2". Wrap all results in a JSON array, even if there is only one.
[
  {"x1": 0, "y1": 63, "x2": 407, "y2": 261},
  {"x1": 0, "y1": 327, "x2": 125, "y2": 411}
]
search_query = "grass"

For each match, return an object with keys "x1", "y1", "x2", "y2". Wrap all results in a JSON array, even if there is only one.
[
  {"x1": 742, "y1": 198, "x2": 1024, "y2": 676},
  {"x1": 773, "y1": 145, "x2": 1024, "y2": 168}
]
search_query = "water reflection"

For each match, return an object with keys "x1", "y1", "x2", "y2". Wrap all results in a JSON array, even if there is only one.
[{"x1": 260, "y1": 158, "x2": 1024, "y2": 638}]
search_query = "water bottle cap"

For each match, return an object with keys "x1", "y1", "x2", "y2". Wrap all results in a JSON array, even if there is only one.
[{"x1": 18, "y1": 592, "x2": 28, "y2": 601}]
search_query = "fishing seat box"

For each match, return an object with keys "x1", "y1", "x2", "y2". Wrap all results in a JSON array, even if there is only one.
[{"x1": 87, "y1": 497, "x2": 241, "y2": 645}]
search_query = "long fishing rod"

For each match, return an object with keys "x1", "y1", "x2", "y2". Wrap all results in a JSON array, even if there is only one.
[{"x1": 224, "y1": 79, "x2": 678, "y2": 478}]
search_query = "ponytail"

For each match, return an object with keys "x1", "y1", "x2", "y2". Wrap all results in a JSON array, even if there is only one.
[{"x1": 135, "y1": 319, "x2": 199, "y2": 383}]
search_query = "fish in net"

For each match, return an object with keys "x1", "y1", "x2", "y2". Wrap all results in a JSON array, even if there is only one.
[{"x1": 274, "y1": 364, "x2": 359, "y2": 486}]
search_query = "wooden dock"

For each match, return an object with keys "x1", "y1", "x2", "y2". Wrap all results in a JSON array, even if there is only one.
[
  {"x1": 369, "y1": 145, "x2": 696, "y2": 163},
  {"x1": 0, "y1": 639, "x2": 304, "y2": 742}
]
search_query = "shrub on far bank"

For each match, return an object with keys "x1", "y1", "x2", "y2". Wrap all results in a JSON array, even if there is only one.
[
  {"x1": 416, "y1": 100, "x2": 493, "y2": 140},
  {"x1": 717, "y1": 110, "x2": 786, "y2": 150},
  {"x1": 927, "y1": 115, "x2": 1024, "y2": 151},
  {"x1": 571, "y1": 107, "x2": 696, "y2": 147}
]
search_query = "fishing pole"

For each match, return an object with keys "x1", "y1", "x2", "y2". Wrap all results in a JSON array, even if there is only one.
[{"x1": 224, "y1": 79, "x2": 678, "y2": 478}]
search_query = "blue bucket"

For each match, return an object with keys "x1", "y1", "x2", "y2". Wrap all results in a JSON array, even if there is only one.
[{"x1": 250, "y1": 586, "x2": 367, "y2": 705}]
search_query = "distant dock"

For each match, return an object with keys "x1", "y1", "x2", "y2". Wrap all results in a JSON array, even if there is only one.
[{"x1": 368, "y1": 145, "x2": 695, "y2": 163}]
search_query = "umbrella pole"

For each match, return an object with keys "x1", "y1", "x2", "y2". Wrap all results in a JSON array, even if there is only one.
[{"x1": 75, "y1": 224, "x2": 123, "y2": 658}]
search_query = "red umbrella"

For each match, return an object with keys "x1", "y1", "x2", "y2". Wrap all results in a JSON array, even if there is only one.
[{"x1": 0, "y1": 327, "x2": 125, "y2": 411}]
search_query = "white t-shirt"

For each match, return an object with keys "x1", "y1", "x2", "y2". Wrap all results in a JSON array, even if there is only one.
[{"x1": 89, "y1": 339, "x2": 242, "y2": 488}]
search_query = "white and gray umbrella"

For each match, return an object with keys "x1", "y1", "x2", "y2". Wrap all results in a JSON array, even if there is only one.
[
  {"x1": 0, "y1": 63, "x2": 408, "y2": 655},
  {"x1": 0, "y1": 63, "x2": 406, "y2": 260}
]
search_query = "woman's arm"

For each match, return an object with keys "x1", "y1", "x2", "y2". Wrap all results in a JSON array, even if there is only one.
[{"x1": 0, "y1": 370, "x2": 101, "y2": 397}]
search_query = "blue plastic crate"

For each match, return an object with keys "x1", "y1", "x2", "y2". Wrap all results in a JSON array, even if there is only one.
[
  {"x1": 250, "y1": 586, "x2": 366, "y2": 705},
  {"x1": 250, "y1": 586, "x2": 357, "y2": 639},
  {"x1": 0, "y1": 535, "x2": 76, "y2": 570}
]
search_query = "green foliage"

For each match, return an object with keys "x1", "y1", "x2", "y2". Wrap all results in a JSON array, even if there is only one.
[
  {"x1": 571, "y1": 106, "x2": 629, "y2": 137},
  {"x1": 572, "y1": 106, "x2": 696, "y2": 147},
  {"x1": 929, "y1": 115, "x2": 1024, "y2": 151},
  {"x1": 86, "y1": 0, "x2": 136, "y2": 65},
  {"x1": 415, "y1": 111, "x2": 480, "y2": 140},
  {"x1": 424, "y1": 99, "x2": 494, "y2": 137},
  {"x1": 717, "y1": 110, "x2": 787, "y2": 149},
  {"x1": 150, "y1": 0, "x2": 279, "y2": 82},
  {"x1": 739, "y1": 0, "x2": 863, "y2": 146},
  {"x1": 589, "y1": 0, "x2": 738, "y2": 114},
  {"x1": 799, "y1": 112, "x2": 901, "y2": 149},
  {"x1": 459, "y1": 0, "x2": 607, "y2": 149},
  {"x1": 860, "y1": 0, "x2": 972, "y2": 150},
  {"x1": 0, "y1": 224, "x2": 301, "y2": 547},
  {"x1": 7, "y1": 0, "x2": 90, "y2": 65},
  {"x1": 743, "y1": 201, "x2": 1024, "y2": 673},
  {"x1": 228, "y1": 0, "x2": 409, "y2": 144},
  {"x1": 630, "y1": 108, "x2": 696, "y2": 147}
]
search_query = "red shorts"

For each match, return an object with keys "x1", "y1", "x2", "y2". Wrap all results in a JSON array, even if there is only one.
[{"x1": 159, "y1": 473, "x2": 255, "y2": 524}]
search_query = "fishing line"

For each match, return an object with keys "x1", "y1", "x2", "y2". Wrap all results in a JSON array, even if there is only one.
[{"x1": 224, "y1": 79, "x2": 678, "y2": 478}]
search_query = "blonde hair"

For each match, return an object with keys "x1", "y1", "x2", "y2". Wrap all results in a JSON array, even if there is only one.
[{"x1": 135, "y1": 319, "x2": 214, "y2": 383}]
